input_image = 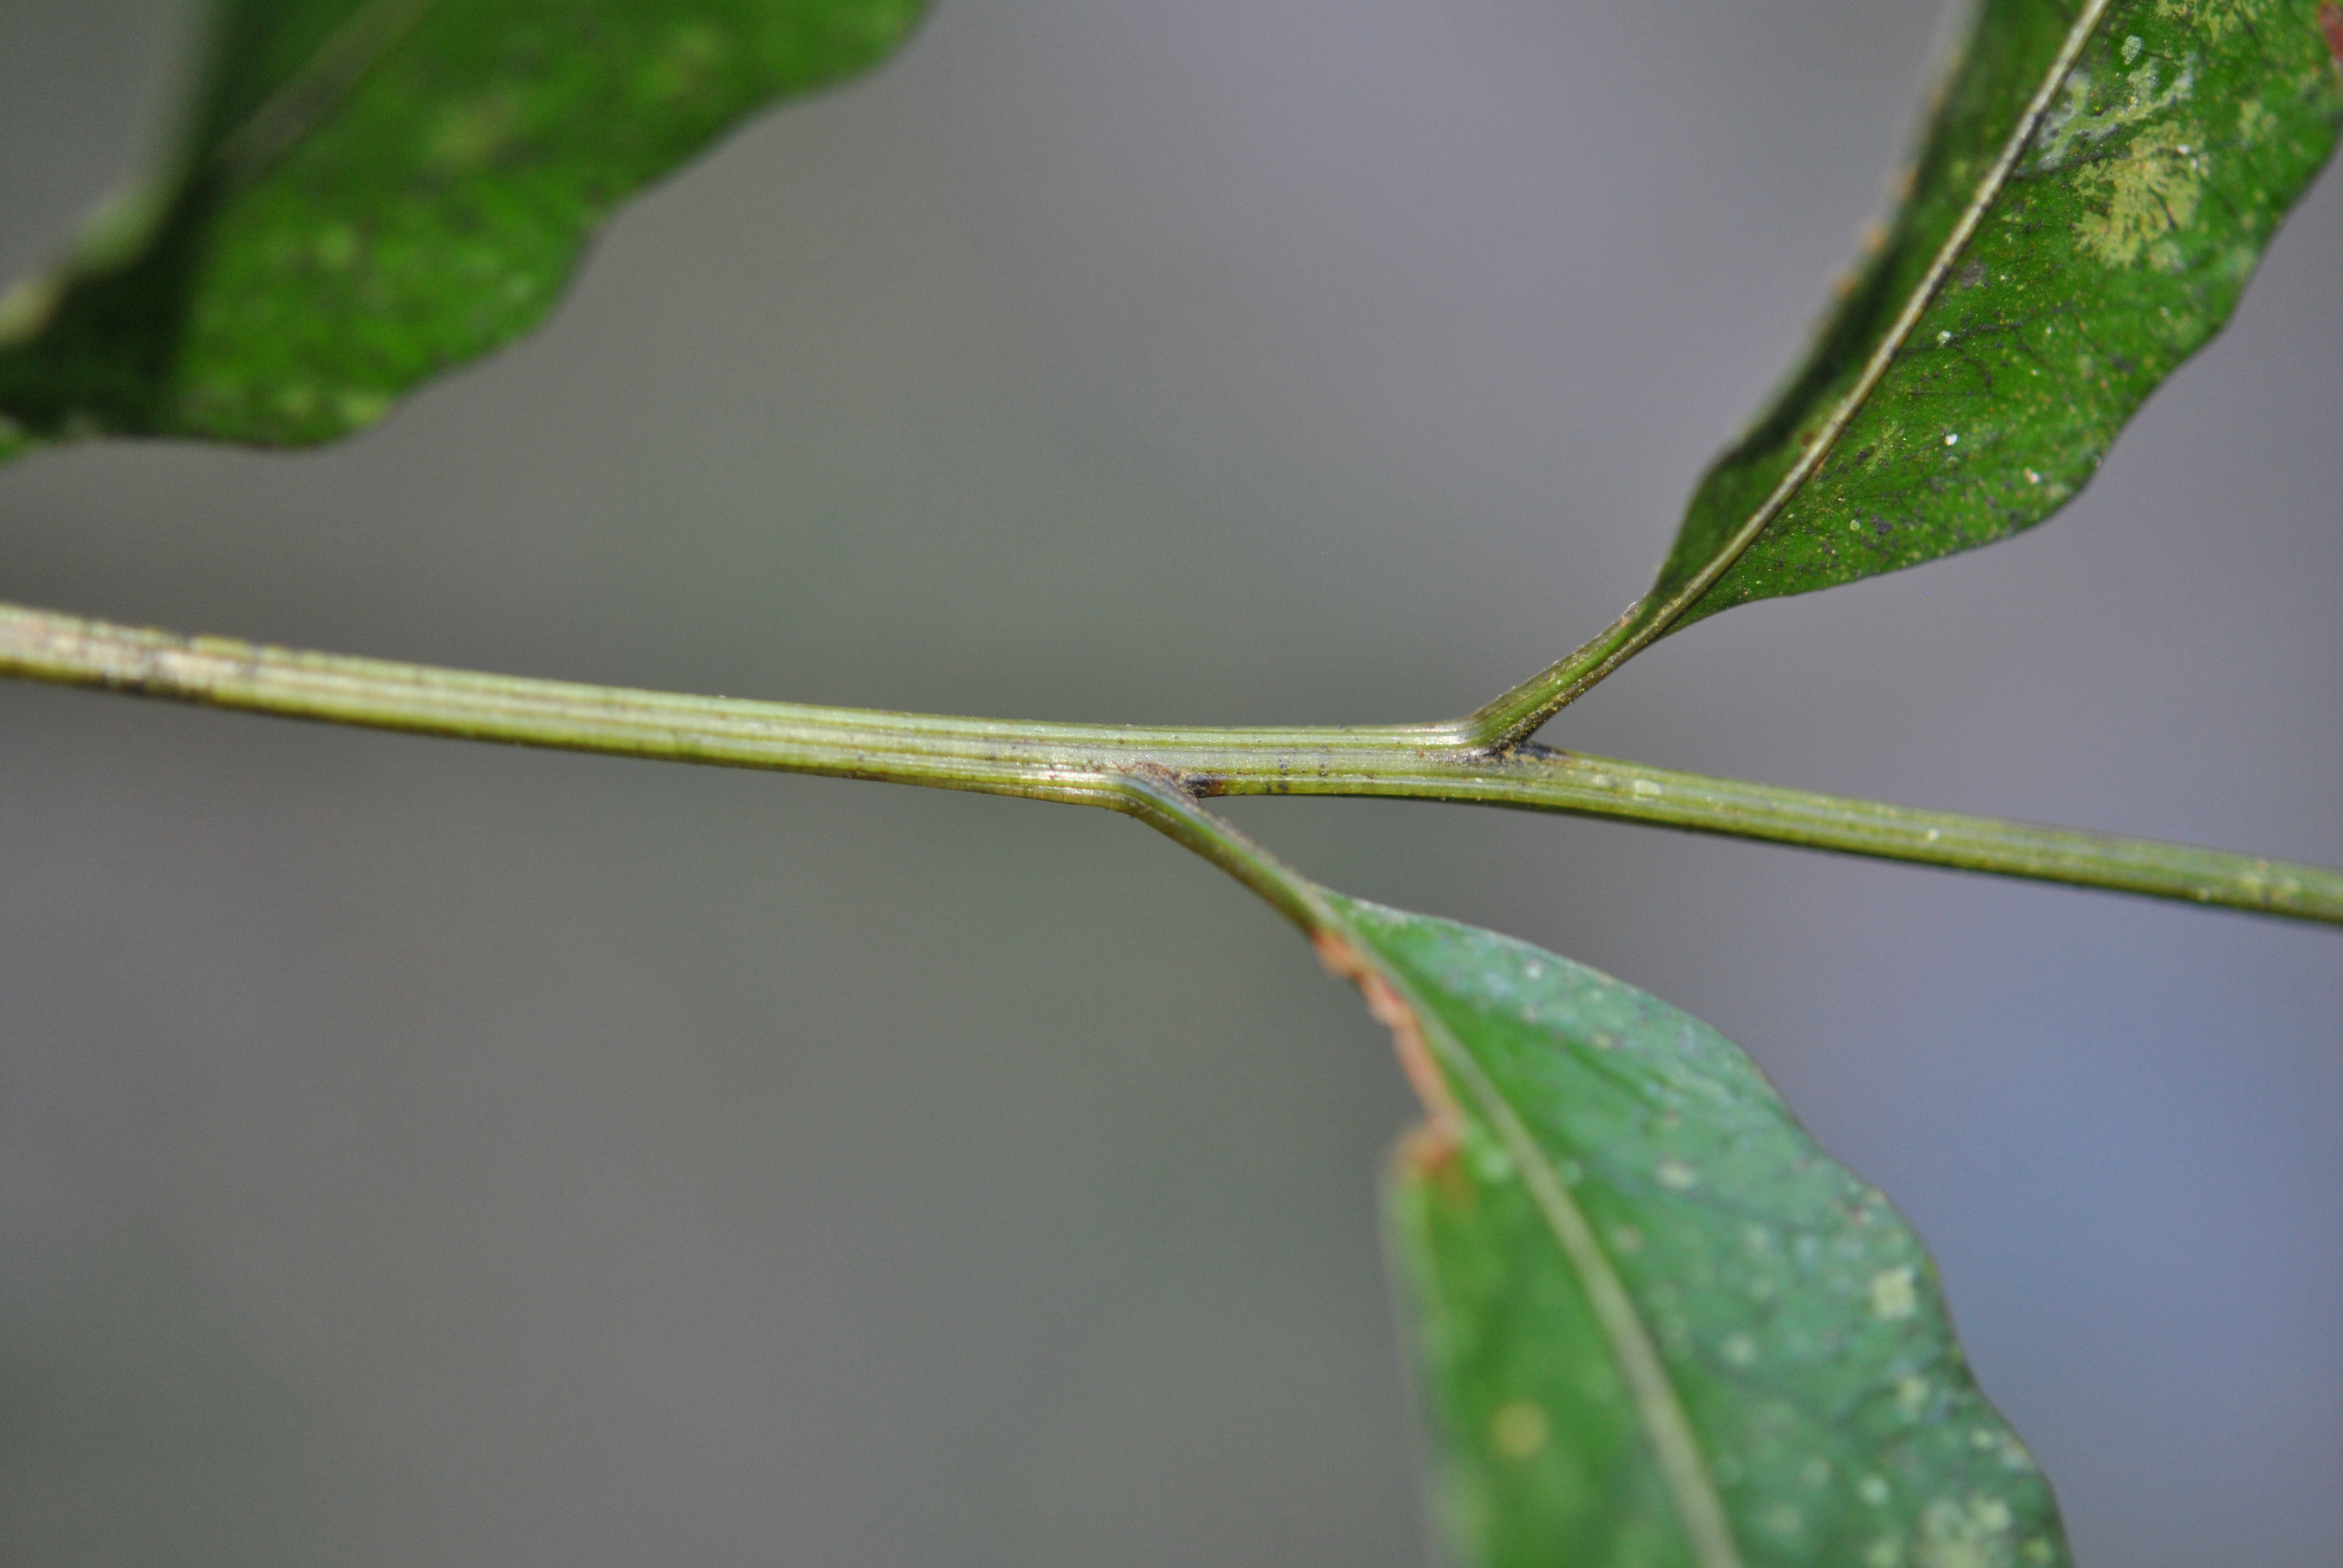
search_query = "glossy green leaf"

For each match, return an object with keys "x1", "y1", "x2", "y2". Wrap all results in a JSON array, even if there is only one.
[
  {"x1": 1657, "y1": 0, "x2": 2341, "y2": 629},
  {"x1": 1325, "y1": 895, "x2": 2068, "y2": 1568},
  {"x1": 0, "y1": 0, "x2": 927, "y2": 460}
]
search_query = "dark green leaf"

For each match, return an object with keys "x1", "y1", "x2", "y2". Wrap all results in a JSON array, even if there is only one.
[
  {"x1": 1659, "y1": 0, "x2": 2341, "y2": 629},
  {"x1": 1323, "y1": 895, "x2": 2068, "y2": 1568},
  {"x1": 0, "y1": 0, "x2": 927, "y2": 460}
]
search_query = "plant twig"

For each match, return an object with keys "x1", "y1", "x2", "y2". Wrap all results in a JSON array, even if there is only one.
[{"x1": 4, "y1": 599, "x2": 2337, "y2": 926}]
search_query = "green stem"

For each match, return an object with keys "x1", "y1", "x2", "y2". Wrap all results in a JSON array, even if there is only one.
[
  {"x1": 1109, "y1": 766, "x2": 1339, "y2": 936},
  {"x1": 1460, "y1": 599, "x2": 1647, "y2": 746},
  {"x1": 5, "y1": 599, "x2": 2338, "y2": 926},
  {"x1": 1104, "y1": 774, "x2": 1471, "y2": 1149}
]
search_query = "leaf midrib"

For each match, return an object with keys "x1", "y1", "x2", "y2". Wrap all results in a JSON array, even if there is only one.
[
  {"x1": 1502, "y1": 0, "x2": 2121, "y2": 728},
  {"x1": 1651, "y1": 0, "x2": 2116, "y2": 634},
  {"x1": 1395, "y1": 963, "x2": 1748, "y2": 1568},
  {"x1": 213, "y1": 0, "x2": 442, "y2": 187}
]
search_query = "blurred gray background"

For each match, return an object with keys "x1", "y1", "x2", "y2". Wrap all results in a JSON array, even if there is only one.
[{"x1": 2, "y1": 1, "x2": 2337, "y2": 1563}]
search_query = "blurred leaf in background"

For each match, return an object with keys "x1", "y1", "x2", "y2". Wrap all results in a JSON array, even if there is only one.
[{"x1": 0, "y1": 0, "x2": 929, "y2": 462}]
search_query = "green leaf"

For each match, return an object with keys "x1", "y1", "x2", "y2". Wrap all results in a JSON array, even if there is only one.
[
  {"x1": 1656, "y1": 0, "x2": 2341, "y2": 630},
  {"x1": 0, "y1": 0, "x2": 927, "y2": 461},
  {"x1": 1321, "y1": 895, "x2": 2069, "y2": 1568}
]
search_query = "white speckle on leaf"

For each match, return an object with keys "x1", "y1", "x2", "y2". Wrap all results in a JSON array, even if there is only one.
[
  {"x1": 1860, "y1": 1474, "x2": 1893, "y2": 1506},
  {"x1": 1723, "y1": 1333, "x2": 1758, "y2": 1367},
  {"x1": 2122, "y1": 33, "x2": 2145, "y2": 61},
  {"x1": 1916, "y1": 1494, "x2": 2020, "y2": 1568},
  {"x1": 1870, "y1": 1266, "x2": 1919, "y2": 1319},
  {"x1": 1896, "y1": 1375, "x2": 1929, "y2": 1417},
  {"x1": 1656, "y1": 1158, "x2": 1697, "y2": 1191},
  {"x1": 1630, "y1": 779, "x2": 1663, "y2": 799}
]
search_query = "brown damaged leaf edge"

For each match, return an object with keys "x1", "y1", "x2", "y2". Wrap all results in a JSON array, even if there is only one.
[
  {"x1": 1110, "y1": 766, "x2": 1464, "y2": 1157},
  {"x1": 1311, "y1": 929, "x2": 1464, "y2": 1168},
  {"x1": 1107, "y1": 776, "x2": 1747, "y2": 1568}
]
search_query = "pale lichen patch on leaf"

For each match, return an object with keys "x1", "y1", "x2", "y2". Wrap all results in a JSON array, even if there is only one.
[
  {"x1": 2027, "y1": 54, "x2": 2194, "y2": 173},
  {"x1": 2074, "y1": 121, "x2": 2206, "y2": 267},
  {"x1": 2154, "y1": 0, "x2": 2278, "y2": 41}
]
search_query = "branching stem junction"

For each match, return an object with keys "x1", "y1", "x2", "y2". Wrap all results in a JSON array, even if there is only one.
[{"x1": 4, "y1": 600, "x2": 2336, "y2": 926}]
